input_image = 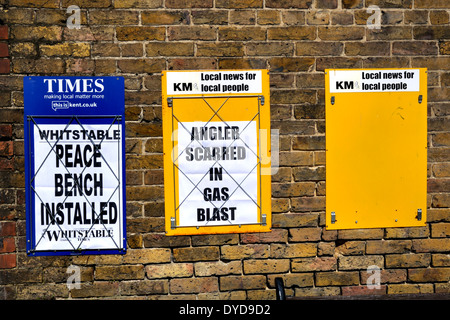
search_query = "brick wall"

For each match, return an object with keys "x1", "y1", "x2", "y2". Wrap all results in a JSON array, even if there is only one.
[{"x1": 0, "y1": 0, "x2": 449, "y2": 300}]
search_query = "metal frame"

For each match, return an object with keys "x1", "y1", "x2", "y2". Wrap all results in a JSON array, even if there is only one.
[{"x1": 170, "y1": 95, "x2": 265, "y2": 229}]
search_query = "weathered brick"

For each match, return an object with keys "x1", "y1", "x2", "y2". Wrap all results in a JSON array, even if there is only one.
[
  {"x1": 123, "y1": 248, "x2": 171, "y2": 264},
  {"x1": 257, "y1": 10, "x2": 280, "y2": 25},
  {"x1": 0, "y1": 141, "x2": 13, "y2": 157},
  {"x1": 220, "y1": 275, "x2": 266, "y2": 291},
  {"x1": 192, "y1": 10, "x2": 228, "y2": 25},
  {"x1": 388, "y1": 283, "x2": 434, "y2": 294},
  {"x1": 432, "y1": 163, "x2": 450, "y2": 178},
  {"x1": 278, "y1": 151, "x2": 314, "y2": 166},
  {"x1": 385, "y1": 253, "x2": 431, "y2": 268},
  {"x1": 409, "y1": 268, "x2": 450, "y2": 283},
  {"x1": 0, "y1": 238, "x2": 15, "y2": 253},
  {"x1": 117, "y1": 26, "x2": 165, "y2": 41},
  {"x1": 118, "y1": 59, "x2": 165, "y2": 74},
  {"x1": 0, "y1": 26, "x2": 8, "y2": 40},
  {"x1": 316, "y1": 271, "x2": 360, "y2": 286},
  {"x1": 63, "y1": 26, "x2": 114, "y2": 41},
  {"x1": 71, "y1": 282, "x2": 119, "y2": 298},
  {"x1": 126, "y1": 154, "x2": 163, "y2": 170},
  {"x1": 268, "y1": 26, "x2": 315, "y2": 40},
  {"x1": 192, "y1": 234, "x2": 238, "y2": 246},
  {"x1": 11, "y1": 26, "x2": 62, "y2": 41},
  {"x1": 272, "y1": 213, "x2": 318, "y2": 228},
  {"x1": 270, "y1": 57, "x2": 315, "y2": 73},
  {"x1": 89, "y1": 10, "x2": 139, "y2": 25},
  {"x1": 126, "y1": 186, "x2": 164, "y2": 201},
  {"x1": 146, "y1": 263, "x2": 193, "y2": 279},
  {"x1": 40, "y1": 43, "x2": 90, "y2": 57},
  {"x1": 368, "y1": 26, "x2": 412, "y2": 40},
  {"x1": 221, "y1": 244, "x2": 269, "y2": 260},
  {"x1": 61, "y1": 0, "x2": 112, "y2": 7},
  {"x1": 240, "y1": 229, "x2": 288, "y2": 243},
  {"x1": 229, "y1": 9, "x2": 256, "y2": 25},
  {"x1": 219, "y1": 27, "x2": 266, "y2": 41},
  {"x1": 119, "y1": 279, "x2": 168, "y2": 295},
  {"x1": 415, "y1": 0, "x2": 450, "y2": 8},
  {"x1": 433, "y1": 254, "x2": 450, "y2": 267},
  {"x1": 345, "y1": 41, "x2": 390, "y2": 56},
  {"x1": 196, "y1": 43, "x2": 244, "y2": 57},
  {"x1": 366, "y1": 240, "x2": 412, "y2": 254},
  {"x1": 440, "y1": 41, "x2": 450, "y2": 55},
  {"x1": 272, "y1": 182, "x2": 315, "y2": 197},
  {"x1": 195, "y1": 261, "x2": 241, "y2": 276},
  {"x1": 412, "y1": 238, "x2": 450, "y2": 253},
  {"x1": 292, "y1": 257, "x2": 337, "y2": 272},
  {"x1": 0, "y1": 254, "x2": 16, "y2": 269},
  {"x1": 3, "y1": 0, "x2": 450, "y2": 301},
  {"x1": 291, "y1": 197, "x2": 325, "y2": 212},
  {"x1": 95, "y1": 265, "x2": 145, "y2": 280},
  {"x1": 292, "y1": 136, "x2": 325, "y2": 150},
  {"x1": 338, "y1": 255, "x2": 384, "y2": 270},
  {"x1": 289, "y1": 227, "x2": 322, "y2": 242},
  {"x1": 272, "y1": 198, "x2": 290, "y2": 212},
  {"x1": 342, "y1": 285, "x2": 386, "y2": 296},
  {"x1": 216, "y1": 0, "x2": 262, "y2": 8},
  {"x1": 173, "y1": 246, "x2": 219, "y2": 262},
  {"x1": 430, "y1": 11, "x2": 449, "y2": 25},
  {"x1": 9, "y1": 0, "x2": 59, "y2": 8},
  {"x1": 244, "y1": 259, "x2": 289, "y2": 274},
  {"x1": 296, "y1": 41, "x2": 343, "y2": 56},
  {"x1": 316, "y1": 57, "x2": 362, "y2": 71},
  {"x1": 432, "y1": 223, "x2": 450, "y2": 238},
  {"x1": 170, "y1": 277, "x2": 218, "y2": 294},
  {"x1": 0, "y1": 43, "x2": 8, "y2": 58},
  {"x1": 114, "y1": 0, "x2": 162, "y2": 8},
  {"x1": 12, "y1": 58, "x2": 65, "y2": 74},
  {"x1": 318, "y1": 26, "x2": 364, "y2": 41},
  {"x1": 0, "y1": 222, "x2": 16, "y2": 237},
  {"x1": 167, "y1": 0, "x2": 213, "y2": 8},
  {"x1": 121, "y1": 43, "x2": 143, "y2": 57},
  {"x1": 266, "y1": 0, "x2": 312, "y2": 8},
  {"x1": 270, "y1": 243, "x2": 317, "y2": 258},
  {"x1": 292, "y1": 166, "x2": 325, "y2": 182},
  {"x1": 168, "y1": 26, "x2": 216, "y2": 40}
]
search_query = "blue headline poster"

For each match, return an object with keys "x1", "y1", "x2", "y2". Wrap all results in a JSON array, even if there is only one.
[{"x1": 24, "y1": 77, "x2": 126, "y2": 256}]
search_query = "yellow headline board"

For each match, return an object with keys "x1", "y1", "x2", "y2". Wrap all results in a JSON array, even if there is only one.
[
  {"x1": 162, "y1": 70, "x2": 271, "y2": 236},
  {"x1": 325, "y1": 68, "x2": 427, "y2": 230}
]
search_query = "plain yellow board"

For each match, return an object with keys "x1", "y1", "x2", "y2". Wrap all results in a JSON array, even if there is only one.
[
  {"x1": 162, "y1": 70, "x2": 271, "y2": 236},
  {"x1": 325, "y1": 68, "x2": 427, "y2": 230}
]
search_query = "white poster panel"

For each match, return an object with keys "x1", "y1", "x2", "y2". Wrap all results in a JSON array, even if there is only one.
[
  {"x1": 166, "y1": 70, "x2": 263, "y2": 95},
  {"x1": 328, "y1": 69, "x2": 420, "y2": 93},
  {"x1": 176, "y1": 121, "x2": 258, "y2": 227},
  {"x1": 32, "y1": 123, "x2": 123, "y2": 251}
]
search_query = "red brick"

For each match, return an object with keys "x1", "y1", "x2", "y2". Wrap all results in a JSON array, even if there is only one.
[
  {"x1": 0, "y1": 158, "x2": 14, "y2": 171},
  {"x1": 0, "y1": 254, "x2": 16, "y2": 269},
  {"x1": 0, "y1": 43, "x2": 8, "y2": 57},
  {"x1": 0, "y1": 141, "x2": 13, "y2": 156},
  {"x1": 0, "y1": 59, "x2": 10, "y2": 74},
  {"x1": 0, "y1": 221, "x2": 16, "y2": 237},
  {"x1": 342, "y1": 285, "x2": 386, "y2": 296},
  {"x1": 0, "y1": 26, "x2": 7, "y2": 40},
  {"x1": 0, "y1": 125, "x2": 12, "y2": 138},
  {"x1": 0, "y1": 238, "x2": 15, "y2": 253}
]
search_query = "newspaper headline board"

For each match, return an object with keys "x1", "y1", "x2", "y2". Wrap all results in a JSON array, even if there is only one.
[
  {"x1": 325, "y1": 69, "x2": 427, "y2": 230},
  {"x1": 24, "y1": 76, "x2": 126, "y2": 256},
  {"x1": 162, "y1": 70, "x2": 271, "y2": 236}
]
